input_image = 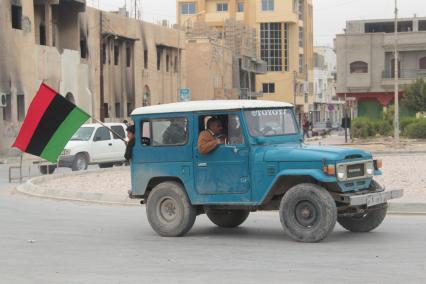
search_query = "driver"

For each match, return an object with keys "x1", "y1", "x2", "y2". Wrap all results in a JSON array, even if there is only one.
[{"x1": 198, "y1": 117, "x2": 227, "y2": 154}]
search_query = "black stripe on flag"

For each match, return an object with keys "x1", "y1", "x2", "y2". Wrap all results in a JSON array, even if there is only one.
[{"x1": 25, "y1": 94, "x2": 75, "y2": 156}]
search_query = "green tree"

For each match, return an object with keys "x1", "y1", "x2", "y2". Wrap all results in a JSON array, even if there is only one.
[{"x1": 403, "y1": 78, "x2": 426, "y2": 112}]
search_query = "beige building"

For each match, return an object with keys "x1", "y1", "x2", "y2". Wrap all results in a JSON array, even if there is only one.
[
  {"x1": 0, "y1": 0, "x2": 187, "y2": 155},
  {"x1": 335, "y1": 17, "x2": 426, "y2": 119},
  {"x1": 177, "y1": 0, "x2": 314, "y2": 115}
]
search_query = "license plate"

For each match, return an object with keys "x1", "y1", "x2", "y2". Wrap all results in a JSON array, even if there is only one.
[{"x1": 366, "y1": 192, "x2": 386, "y2": 207}]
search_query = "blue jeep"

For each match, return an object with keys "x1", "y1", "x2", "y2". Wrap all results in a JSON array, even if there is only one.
[{"x1": 129, "y1": 100, "x2": 402, "y2": 242}]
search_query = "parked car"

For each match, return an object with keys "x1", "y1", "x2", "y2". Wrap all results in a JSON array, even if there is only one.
[
  {"x1": 39, "y1": 123, "x2": 128, "y2": 173},
  {"x1": 128, "y1": 100, "x2": 402, "y2": 242},
  {"x1": 311, "y1": 122, "x2": 332, "y2": 136}
]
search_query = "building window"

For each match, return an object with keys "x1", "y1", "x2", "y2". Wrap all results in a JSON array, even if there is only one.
[
  {"x1": 237, "y1": 2, "x2": 244, "y2": 12},
  {"x1": 102, "y1": 43, "x2": 107, "y2": 64},
  {"x1": 298, "y1": 26, "x2": 304, "y2": 48},
  {"x1": 217, "y1": 3, "x2": 228, "y2": 12},
  {"x1": 115, "y1": 102, "x2": 121, "y2": 118},
  {"x1": 156, "y1": 47, "x2": 162, "y2": 71},
  {"x1": 284, "y1": 23, "x2": 289, "y2": 71},
  {"x1": 298, "y1": 0, "x2": 304, "y2": 20},
  {"x1": 293, "y1": 0, "x2": 298, "y2": 13},
  {"x1": 127, "y1": 102, "x2": 133, "y2": 116},
  {"x1": 103, "y1": 103, "x2": 109, "y2": 118},
  {"x1": 11, "y1": 5, "x2": 22, "y2": 30},
  {"x1": 261, "y1": 0, "x2": 274, "y2": 11},
  {"x1": 144, "y1": 49, "x2": 148, "y2": 69},
  {"x1": 350, "y1": 61, "x2": 368, "y2": 73},
  {"x1": 166, "y1": 54, "x2": 170, "y2": 72},
  {"x1": 260, "y1": 23, "x2": 282, "y2": 72},
  {"x1": 419, "y1": 20, "x2": 426, "y2": 31},
  {"x1": 17, "y1": 94, "x2": 25, "y2": 121},
  {"x1": 262, "y1": 83, "x2": 275, "y2": 93},
  {"x1": 114, "y1": 43, "x2": 119, "y2": 65},
  {"x1": 299, "y1": 54, "x2": 304, "y2": 74},
  {"x1": 126, "y1": 44, "x2": 131, "y2": 67},
  {"x1": 2, "y1": 94, "x2": 12, "y2": 121},
  {"x1": 181, "y1": 2, "x2": 196, "y2": 15},
  {"x1": 174, "y1": 55, "x2": 178, "y2": 73},
  {"x1": 39, "y1": 24, "x2": 46, "y2": 45},
  {"x1": 419, "y1": 57, "x2": 426, "y2": 69},
  {"x1": 80, "y1": 37, "x2": 88, "y2": 59}
]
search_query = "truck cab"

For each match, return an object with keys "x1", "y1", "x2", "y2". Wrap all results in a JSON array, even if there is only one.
[{"x1": 129, "y1": 100, "x2": 402, "y2": 242}]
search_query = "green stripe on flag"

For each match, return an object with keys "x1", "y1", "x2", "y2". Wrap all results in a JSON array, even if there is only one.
[{"x1": 40, "y1": 107, "x2": 90, "y2": 163}]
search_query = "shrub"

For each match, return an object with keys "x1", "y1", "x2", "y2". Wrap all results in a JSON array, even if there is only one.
[
  {"x1": 351, "y1": 118, "x2": 393, "y2": 138},
  {"x1": 400, "y1": 117, "x2": 419, "y2": 134},
  {"x1": 404, "y1": 119, "x2": 426, "y2": 139}
]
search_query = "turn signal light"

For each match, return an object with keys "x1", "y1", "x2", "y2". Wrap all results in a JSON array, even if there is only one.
[
  {"x1": 374, "y1": 159, "x2": 383, "y2": 169},
  {"x1": 323, "y1": 164, "x2": 335, "y2": 176}
]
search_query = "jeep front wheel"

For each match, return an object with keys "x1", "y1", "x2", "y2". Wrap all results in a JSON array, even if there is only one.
[
  {"x1": 337, "y1": 204, "x2": 387, "y2": 232},
  {"x1": 279, "y1": 183, "x2": 337, "y2": 243},
  {"x1": 146, "y1": 181, "x2": 196, "y2": 237},
  {"x1": 206, "y1": 209, "x2": 249, "y2": 228}
]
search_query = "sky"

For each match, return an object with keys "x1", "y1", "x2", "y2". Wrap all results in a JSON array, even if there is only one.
[{"x1": 88, "y1": 0, "x2": 426, "y2": 46}]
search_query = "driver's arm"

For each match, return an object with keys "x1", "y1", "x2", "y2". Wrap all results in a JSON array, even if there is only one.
[{"x1": 198, "y1": 131, "x2": 220, "y2": 154}]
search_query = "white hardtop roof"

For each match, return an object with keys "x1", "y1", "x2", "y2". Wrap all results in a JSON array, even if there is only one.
[
  {"x1": 81, "y1": 122, "x2": 126, "y2": 127},
  {"x1": 131, "y1": 100, "x2": 293, "y2": 115}
]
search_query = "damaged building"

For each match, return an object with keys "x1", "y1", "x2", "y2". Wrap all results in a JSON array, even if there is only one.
[{"x1": 0, "y1": 0, "x2": 186, "y2": 155}]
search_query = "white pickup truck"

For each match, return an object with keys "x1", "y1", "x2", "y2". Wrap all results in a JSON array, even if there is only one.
[{"x1": 39, "y1": 123, "x2": 128, "y2": 174}]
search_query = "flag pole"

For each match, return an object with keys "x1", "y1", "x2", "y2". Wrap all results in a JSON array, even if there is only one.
[{"x1": 92, "y1": 117, "x2": 127, "y2": 143}]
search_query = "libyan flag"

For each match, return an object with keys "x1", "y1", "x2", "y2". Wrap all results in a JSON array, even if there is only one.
[{"x1": 12, "y1": 83, "x2": 90, "y2": 163}]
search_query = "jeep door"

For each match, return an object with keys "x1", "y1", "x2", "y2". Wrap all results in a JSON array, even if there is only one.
[{"x1": 194, "y1": 113, "x2": 250, "y2": 198}]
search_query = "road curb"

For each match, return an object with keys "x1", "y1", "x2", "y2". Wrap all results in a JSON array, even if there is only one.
[{"x1": 15, "y1": 168, "x2": 140, "y2": 206}]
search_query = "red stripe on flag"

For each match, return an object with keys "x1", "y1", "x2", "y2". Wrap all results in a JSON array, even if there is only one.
[{"x1": 12, "y1": 83, "x2": 57, "y2": 151}]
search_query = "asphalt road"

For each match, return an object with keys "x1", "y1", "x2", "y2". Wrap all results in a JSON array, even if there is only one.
[{"x1": 0, "y1": 186, "x2": 425, "y2": 284}]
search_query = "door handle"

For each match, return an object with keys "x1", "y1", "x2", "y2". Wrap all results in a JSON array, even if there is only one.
[
  {"x1": 198, "y1": 162, "x2": 207, "y2": 167},
  {"x1": 108, "y1": 143, "x2": 112, "y2": 146}
]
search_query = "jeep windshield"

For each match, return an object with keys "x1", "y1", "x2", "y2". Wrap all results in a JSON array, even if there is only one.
[
  {"x1": 70, "y1": 127, "x2": 95, "y2": 141},
  {"x1": 243, "y1": 108, "x2": 298, "y2": 137}
]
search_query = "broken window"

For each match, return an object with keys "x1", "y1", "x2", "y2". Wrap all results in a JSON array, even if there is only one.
[
  {"x1": 2, "y1": 94, "x2": 12, "y2": 121},
  {"x1": 17, "y1": 94, "x2": 25, "y2": 121},
  {"x1": 114, "y1": 42, "x2": 120, "y2": 65},
  {"x1": 11, "y1": 5, "x2": 22, "y2": 30},
  {"x1": 126, "y1": 44, "x2": 131, "y2": 67},
  {"x1": 144, "y1": 49, "x2": 148, "y2": 69}
]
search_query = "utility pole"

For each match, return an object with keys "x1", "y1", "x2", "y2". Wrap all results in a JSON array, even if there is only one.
[
  {"x1": 99, "y1": 11, "x2": 105, "y2": 122},
  {"x1": 394, "y1": 0, "x2": 400, "y2": 143}
]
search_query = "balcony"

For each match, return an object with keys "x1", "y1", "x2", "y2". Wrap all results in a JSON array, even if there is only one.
[
  {"x1": 239, "y1": 88, "x2": 263, "y2": 99},
  {"x1": 381, "y1": 69, "x2": 426, "y2": 87}
]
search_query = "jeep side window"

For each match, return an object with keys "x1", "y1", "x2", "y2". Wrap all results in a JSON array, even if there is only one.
[
  {"x1": 93, "y1": 127, "x2": 111, "y2": 141},
  {"x1": 198, "y1": 113, "x2": 244, "y2": 145},
  {"x1": 140, "y1": 121, "x2": 151, "y2": 146},
  {"x1": 151, "y1": 117, "x2": 188, "y2": 146},
  {"x1": 111, "y1": 125, "x2": 126, "y2": 140}
]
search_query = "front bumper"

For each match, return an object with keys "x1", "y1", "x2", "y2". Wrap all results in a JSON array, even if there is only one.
[
  {"x1": 333, "y1": 189, "x2": 403, "y2": 207},
  {"x1": 58, "y1": 155, "x2": 76, "y2": 168}
]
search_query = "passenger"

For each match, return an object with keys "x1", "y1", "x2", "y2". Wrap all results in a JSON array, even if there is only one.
[
  {"x1": 124, "y1": 125, "x2": 135, "y2": 161},
  {"x1": 198, "y1": 117, "x2": 226, "y2": 154},
  {"x1": 163, "y1": 118, "x2": 187, "y2": 145}
]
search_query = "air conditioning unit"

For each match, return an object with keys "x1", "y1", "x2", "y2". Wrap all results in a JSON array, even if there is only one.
[{"x1": 0, "y1": 93, "x2": 7, "y2": 107}]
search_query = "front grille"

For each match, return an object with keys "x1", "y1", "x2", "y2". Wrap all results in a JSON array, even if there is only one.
[{"x1": 346, "y1": 163, "x2": 365, "y2": 178}]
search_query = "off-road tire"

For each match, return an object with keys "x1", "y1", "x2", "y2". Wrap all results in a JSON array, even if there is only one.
[
  {"x1": 146, "y1": 181, "x2": 196, "y2": 237},
  {"x1": 206, "y1": 209, "x2": 250, "y2": 228},
  {"x1": 72, "y1": 153, "x2": 88, "y2": 171},
  {"x1": 337, "y1": 204, "x2": 388, "y2": 232},
  {"x1": 280, "y1": 183, "x2": 337, "y2": 243}
]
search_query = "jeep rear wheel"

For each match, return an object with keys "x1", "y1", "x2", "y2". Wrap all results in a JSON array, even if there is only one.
[
  {"x1": 146, "y1": 181, "x2": 196, "y2": 237},
  {"x1": 279, "y1": 183, "x2": 337, "y2": 243},
  {"x1": 338, "y1": 204, "x2": 387, "y2": 232},
  {"x1": 206, "y1": 209, "x2": 250, "y2": 228}
]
